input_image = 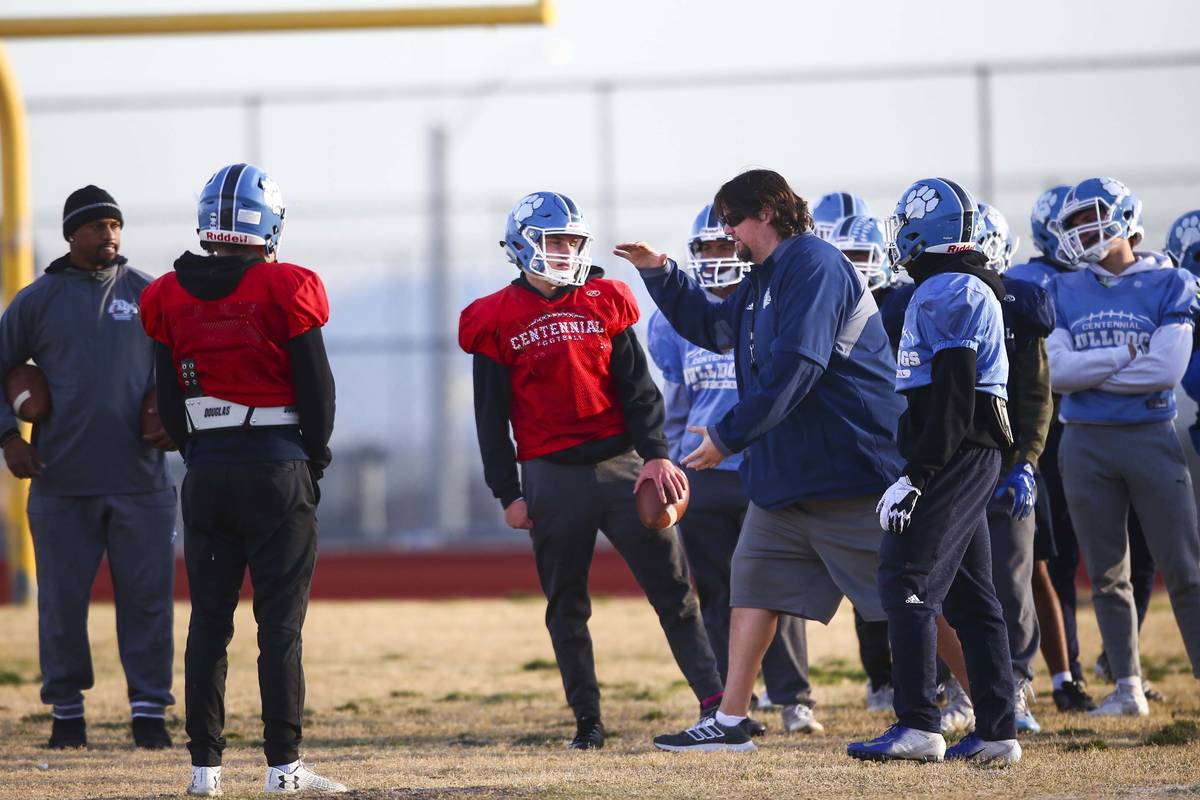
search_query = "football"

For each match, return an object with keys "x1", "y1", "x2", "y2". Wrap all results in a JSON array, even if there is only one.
[
  {"x1": 4, "y1": 363, "x2": 50, "y2": 423},
  {"x1": 635, "y1": 472, "x2": 690, "y2": 530}
]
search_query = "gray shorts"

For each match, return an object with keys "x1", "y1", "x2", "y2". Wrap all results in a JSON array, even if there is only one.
[{"x1": 730, "y1": 495, "x2": 885, "y2": 624}]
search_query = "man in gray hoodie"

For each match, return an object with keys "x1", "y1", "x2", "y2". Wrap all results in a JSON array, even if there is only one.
[{"x1": 0, "y1": 186, "x2": 177, "y2": 749}]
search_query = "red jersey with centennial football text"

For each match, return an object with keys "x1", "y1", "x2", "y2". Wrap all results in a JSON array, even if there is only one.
[
  {"x1": 459, "y1": 278, "x2": 640, "y2": 461},
  {"x1": 140, "y1": 261, "x2": 329, "y2": 407}
]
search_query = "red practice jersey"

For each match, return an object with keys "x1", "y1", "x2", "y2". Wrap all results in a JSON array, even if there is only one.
[
  {"x1": 141, "y1": 261, "x2": 329, "y2": 407},
  {"x1": 459, "y1": 278, "x2": 640, "y2": 461}
]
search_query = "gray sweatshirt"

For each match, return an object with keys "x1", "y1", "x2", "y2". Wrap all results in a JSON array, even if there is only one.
[{"x1": 0, "y1": 254, "x2": 173, "y2": 496}]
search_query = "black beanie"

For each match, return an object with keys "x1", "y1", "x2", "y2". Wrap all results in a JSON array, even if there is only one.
[{"x1": 62, "y1": 185, "x2": 123, "y2": 240}]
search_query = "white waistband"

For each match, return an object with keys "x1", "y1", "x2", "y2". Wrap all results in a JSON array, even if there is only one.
[{"x1": 184, "y1": 396, "x2": 299, "y2": 432}]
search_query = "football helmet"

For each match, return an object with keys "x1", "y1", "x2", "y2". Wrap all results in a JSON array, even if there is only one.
[
  {"x1": 812, "y1": 191, "x2": 870, "y2": 240},
  {"x1": 1165, "y1": 209, "x2": 1200, "y2": 277},
  {"x1": 1030, "y1": 184, "x2": 1072, "y2": 266},
  {"x1": 197, "y1": 163, "x2": 285, "y2": 255},
  {"x1": 1051, "y1": 177, "x2": 1143, "y2": 264},
  {"x1": 830, "y1": 214, "x2": 893, "y2": 289},
  {"x1": 686, "y1": 204, "x2": 750, "y2": 287},
  {"x1": 976, "y1": 202, "x2": 1019, "y2": 273},
  {"x1": 501, "y1": 191, "x2": 593, "y2": 287},
  {"x1": 886, "y1": 178, "x2": 982, "y2": 269}
]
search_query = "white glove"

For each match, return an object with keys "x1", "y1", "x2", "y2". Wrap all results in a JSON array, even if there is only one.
[{"x1": 877, "y1": 475, "x2": 922, "y2": 534}]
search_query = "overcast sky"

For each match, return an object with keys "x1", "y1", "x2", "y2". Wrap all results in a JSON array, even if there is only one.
[{"x1": 6, "y1": 0, "x2": 1198, "y2": 285}]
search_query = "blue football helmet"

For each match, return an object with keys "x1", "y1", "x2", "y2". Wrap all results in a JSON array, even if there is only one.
[
  {"x1": 686, "y1": 204, "x2": 750, "y2": 288},
  {"x1": 975, "y1": 202, "x2": 1019, "y2": 273},
  {"x1": 1051, "y1": 177, "x2": 1143, "y2": 264},
  {"x1": 886, "y1": 178, "x2": 982, "y2": 269},
  {"x1": 830, "y1": 214, "x2": 893, "y2": 290},
  {"x1": 1030, "y1": 184, "x2": 1072, "y2": 266},
  {"x1": 501, "y1": 191, "x2": 592, "y2": 287},
  {"x1": 1165, "y1": 209, "x2": 1200, "y2": 277},
  {"x1": 197, "y1": 163, "x2": 285, "y2": 255},
  {"x1": 812, "y1": 191, "x2": 870, "y2": 240}
]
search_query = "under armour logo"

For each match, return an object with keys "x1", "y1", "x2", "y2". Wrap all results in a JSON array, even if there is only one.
[
  {"x1": 279, "y1": 774, "x2": 300, "y2": 789},
  {"x1": 905, "y1": 594, "x2": 923, "y2": 605}
]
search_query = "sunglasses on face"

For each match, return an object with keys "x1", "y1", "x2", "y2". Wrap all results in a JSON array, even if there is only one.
[{"x1": 717, "y1": 210, "x2": 748, "y2": 228}]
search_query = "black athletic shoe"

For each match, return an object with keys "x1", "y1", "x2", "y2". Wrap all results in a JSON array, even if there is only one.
[
  {"x1": 1143, "y1": 682, "x2": 1167, "y2": 703},
  {"x1": 132, "y1": 716, "x2": 173, "y2": 749},
  {"x1": 743, "y1": 716, "x2": 767, "y2": 737},
  {"x1": 48, "y1": 717, "x2": 86, "y2": 750},
  {"x1": 1052, "y1": 680, "x2": 1096, "y2": 712},
  {"x1": 653, "y1": 717, "x2": 757, "y2": 752},
  {"x1": 569, "y1": 716, "x2": 605, "y2": 750}
]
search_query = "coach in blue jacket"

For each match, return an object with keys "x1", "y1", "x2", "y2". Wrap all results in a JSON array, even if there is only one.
[{"x1": 615, "y1": 168, "x2": 905, "y2": 752}]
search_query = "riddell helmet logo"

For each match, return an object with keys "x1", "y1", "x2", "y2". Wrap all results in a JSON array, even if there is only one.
[
  {"x1": 201, "y1": 230, "x2": 252, "y2": 244},
  {"x1": 946, "y1": 244, "x2": 975, "y2": 253}
]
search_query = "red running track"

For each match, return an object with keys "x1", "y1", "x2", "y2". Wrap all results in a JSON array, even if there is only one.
[{"x1": 0, "y1": 546, "x2": 645, "y2": 602}]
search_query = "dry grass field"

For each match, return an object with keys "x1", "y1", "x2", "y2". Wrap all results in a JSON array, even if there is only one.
[{"x1": 1, "y1": 593, "x2": 1199, "y2": 799}]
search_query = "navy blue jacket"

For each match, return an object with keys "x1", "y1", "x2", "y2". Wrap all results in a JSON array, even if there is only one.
[{"x1": 638, "y1": 233, "x2": 904, "y2": 508}]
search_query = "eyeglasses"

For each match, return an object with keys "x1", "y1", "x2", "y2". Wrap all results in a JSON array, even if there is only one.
[{"x1": 717, "y1": 209, "x2": 748, "y2": 228}]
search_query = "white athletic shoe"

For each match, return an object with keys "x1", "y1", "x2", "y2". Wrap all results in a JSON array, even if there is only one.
[
  {"x1": 1014, "y1": 679, "x2": 1041, "y2": 734},
  {"x1": 865, "y1": 682, "x2": 894, "y2": 713},
  {"x1": 1089, "y1": 684, "x2": 1149, "y2": 717},
  {"x1": 847, "y1": 724, "x2": 946, "y2": 762},
  {"x1": 940, "y1": 676, "x2": 975, "y2": 734},
  {"x1": 945, "y1": 733, "x2": 1022, "y2": 766},
  {"x1": 187, "y1": 766, "x2": 223, "y2": 797},
  {"x1": 781, "y1": 703, "x2": 824, "y2": 734},
  {"x1": 265, "y1": 761, "x2": 348, "y2": 793}
]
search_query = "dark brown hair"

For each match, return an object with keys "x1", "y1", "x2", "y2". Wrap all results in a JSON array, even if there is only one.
[{"x1": 713, "y1": 169, "x2": 812, "y2": 239}]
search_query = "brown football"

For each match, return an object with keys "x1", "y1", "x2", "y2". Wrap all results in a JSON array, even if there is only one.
[
  {"x1": 636, "y1": 472, "x2": 691, "y2": 530},
  {"x1": 4, "y1": 363, "x2": 50, "y2": 423}
]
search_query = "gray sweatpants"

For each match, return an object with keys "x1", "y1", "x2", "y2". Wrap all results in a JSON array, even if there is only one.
[
  {"x1": 986, "y1": 495, "x2": 1040, "y2": 682},
  {"x1": 1059, "y1": 421, "x2": 1200, "y2": 680},
  {"x1": 28, "y1": 488, "x2": 178, "y2": 718}
]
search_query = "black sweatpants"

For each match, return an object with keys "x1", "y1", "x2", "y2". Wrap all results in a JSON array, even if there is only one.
[
  {"x1": 879, "y1": 447, "x2": 1016, "y2": 741},
  {"x1": 521, "y1": 450, "x2": 723, "y2": 720},
  {"x1": 181, "y1": 461, "x2": 318, "y2": 767},
  {"x1": 677, "y1": 468, "x2": 811, "y2": 706}
]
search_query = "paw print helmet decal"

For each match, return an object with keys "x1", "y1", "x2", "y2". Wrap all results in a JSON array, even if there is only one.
[
  {"x1": 975, "y1": 202, "x2": 1019, "y2": 273},
  {"x1": 501, "y1": 191, "x2": 593, "y2": 287},
  {"x1": 1051, "y1": 177, "x2": 1143, "y2": 264},
  {"x1": 885, "y1": 178, "x2": 982, "y2": 269},
  {"x1": 829, "y1": 214, "x2": 894, "y2": 290},
  {"x1": 1166, "y1": 210, "x2": 1200, "y2": 278},
  {"x1": 1030, "y1": 185, "x2": 1073, "y2": 267},
  {"x1": 686, "y1": 203, "x2": 751, "y2": 288},
  {"x1": 812, "y1": 192, "x2": 871, "y2": 241}
]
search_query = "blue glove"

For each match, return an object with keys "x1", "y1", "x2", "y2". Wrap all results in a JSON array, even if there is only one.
[{"x1": 994, "y1": 462, "x2": 1036, "y2": 520}]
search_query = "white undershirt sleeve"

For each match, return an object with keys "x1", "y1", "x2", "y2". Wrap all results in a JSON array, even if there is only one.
[
  {"x1": 1046, "y1": 327, "x2": 1135, "y2": 394},
  {"x1": 1097, "y1": 322, "x2": 1194, "y2": 394}
]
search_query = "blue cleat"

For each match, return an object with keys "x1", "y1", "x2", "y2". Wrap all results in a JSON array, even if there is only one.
[
  {"x1": 945, "y1": 733, "x2": 1022, "y2": 767},
  {"x1": 847, "y1": 724, "x2": 946, "y2": 763}
]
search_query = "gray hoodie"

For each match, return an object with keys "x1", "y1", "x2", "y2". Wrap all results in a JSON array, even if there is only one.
[{"x1": 0, "y1": 254, "x2": 173, "y2": 496}]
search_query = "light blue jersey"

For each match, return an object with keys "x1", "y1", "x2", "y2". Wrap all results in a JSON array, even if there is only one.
[
  {"x1": 1051, "y1": 257, "x2": 1198, "y2": 424},
  {"x1": 647, "y1": 307, "x2": 743, "y2": 471},
  {"x1": 896, "y1": 272, "x2": 1008, "y2": 400}
]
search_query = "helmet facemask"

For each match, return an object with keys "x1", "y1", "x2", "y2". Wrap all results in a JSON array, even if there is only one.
[
  {"x1": 686, "y1": 233, "x2": 749, "y2": 288},
  {"x1": 1054, "y1": 198, "x2": 1140, "y2": 264},
  {"x1": 522, "y1": 227, "x2": 593, "y2": 287}
]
